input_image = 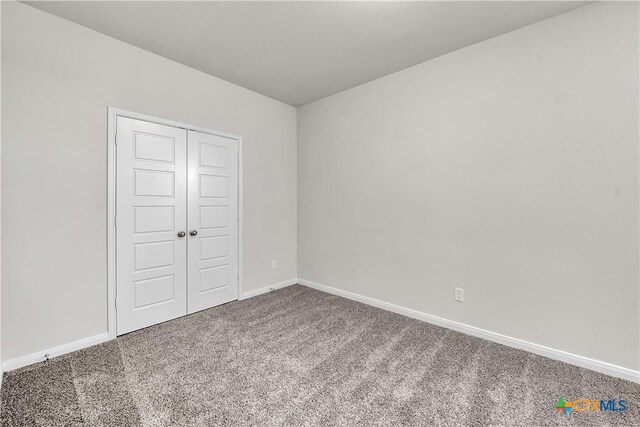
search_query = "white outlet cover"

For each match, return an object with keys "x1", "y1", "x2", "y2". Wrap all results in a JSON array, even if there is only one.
[{"x1": 454, "y1": 288, "x2": 464, "y2": 302}]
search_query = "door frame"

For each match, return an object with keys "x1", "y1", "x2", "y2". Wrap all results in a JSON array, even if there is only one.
[{"x1": 107, "y1": 107, "x2": 243, "y2": 339}]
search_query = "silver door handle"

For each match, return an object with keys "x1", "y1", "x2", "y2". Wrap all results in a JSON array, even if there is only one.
[
  {"x1": 189, "y1": 230, "x2": 198, "y2": 237},
  {"x1": 177, "y1": 231, "x2": 186, "y2": 238}
]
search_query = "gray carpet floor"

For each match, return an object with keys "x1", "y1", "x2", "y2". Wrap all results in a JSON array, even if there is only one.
[{"x1": 1, "y1": 285, "x2": 638, "y2": 426}]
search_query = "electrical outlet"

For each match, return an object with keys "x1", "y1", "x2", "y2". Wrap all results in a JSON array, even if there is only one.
[
  {"x1": 272, "y1": 260, "x2": 278, "y2": 270},
  {"x1": 454, "y1": 288, "x2": 464, "y2": 302}
]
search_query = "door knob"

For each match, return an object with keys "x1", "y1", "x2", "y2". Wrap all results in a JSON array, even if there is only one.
[
  {"x1": 177, "y1": 231, "x2": 186, "y2": 238},
  {"x1": 189, "y1": 230, "x2": 198, "y2": 237}
]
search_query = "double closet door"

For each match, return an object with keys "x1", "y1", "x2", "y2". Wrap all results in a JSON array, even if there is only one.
[{"x1": 116, "y1": 117, "x2": 239, "y2": 335}]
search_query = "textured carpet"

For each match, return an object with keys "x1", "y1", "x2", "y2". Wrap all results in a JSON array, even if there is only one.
[{"x1": 1, "y1": 285, "x2": 638, "y2": 426}]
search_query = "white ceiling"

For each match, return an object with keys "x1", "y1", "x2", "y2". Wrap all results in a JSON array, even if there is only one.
[{"x1": 25, "y1": 1, "x2": 590, "y2": 106}]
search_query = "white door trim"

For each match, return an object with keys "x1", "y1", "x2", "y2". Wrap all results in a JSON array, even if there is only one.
[{"x1": 107, "y1": 107, "x2": 243, "y2": 339}]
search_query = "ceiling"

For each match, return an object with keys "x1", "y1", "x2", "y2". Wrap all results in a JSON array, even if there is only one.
[{"x1": 25, "y1": 1, "x2": 591, "y2": 106}]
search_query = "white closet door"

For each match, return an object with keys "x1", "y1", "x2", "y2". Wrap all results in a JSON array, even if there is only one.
[
  {"x1": 187, "y1": 130, "x2": 239, "y2": 314},
  {"x1": 116, "y1": 117, "x2": 188, "y2": 335}
]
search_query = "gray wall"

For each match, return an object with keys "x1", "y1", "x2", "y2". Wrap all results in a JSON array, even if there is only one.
[
  {"x1": 2, "y1": 1, "x2": 638, "y2": 372},
  {"x1": 1, "y1": 2, "x2": 297, "y2": 361},
  {"x1": 298, "y1": 2, "x2": 639, "y2": 370}
]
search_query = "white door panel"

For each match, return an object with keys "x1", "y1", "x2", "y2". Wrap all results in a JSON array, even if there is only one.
[
  {"x1": 116, "y1": 117, "x2": 187, "y2": 335},
  {"x1": 115, "y1": 116, "x2": 239, "y2": 333},
  {"x1": 187, "y1": 130, "x2": 239, "y2": 314}
]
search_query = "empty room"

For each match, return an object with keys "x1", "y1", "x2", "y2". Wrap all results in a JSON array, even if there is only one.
[{"x1": 0, "y1": 0, "x2": 638, "y2": 425}]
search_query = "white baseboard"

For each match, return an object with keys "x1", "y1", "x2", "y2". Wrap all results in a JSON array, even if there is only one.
[
  {"x1": 2, "y1": 280, "x2": 298, "y2": 373},
  {"x1": 2, "y1": 332, "x2": 111, "y2": 373},
  {"x1": 4, "y1": 279, "x2": 636, "y2": 384},
  {"x1": 240, "y1": 278, "x2": 298, "y2": 300},
  {"x1": 298, "y1": 278, "x2": 640, "y2": 384}
]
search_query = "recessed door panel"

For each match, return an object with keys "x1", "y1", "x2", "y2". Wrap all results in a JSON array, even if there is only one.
[
  {"x1": 134, "y1": 170, "x2": 174, "y2": 197},
  {"x1": 199, "y1": 175, "x2": 228, "y2": 198},
  {"x1": 200, "y1": 265, "x2": 229, "y2": 292},
  {"x1": 116, "y1": 117, "x2": 187, "y2": 335},
  {"x1": 133, "y1": 241, "x2": 174, "y2": 271},
  {"x1": 200, "y1": 206, "x2": 228, "y2": 229},
  {"x1": 199, "y1": 144, "x2": 228, "y2": 168},
  {"x1": 187, "y1": 130, "x2": 239, "y2": 314},
  {"x1": 134, "y1": 206, "x2": 174, "y2": 233},
  {"x1": 200, "y1": 236, "x2": 228, "y2": 261},
  {"x1": 134, "y1": 275, "x2": 175, "y2": 309},
  {"x1": 134, "y1": 133, "x2": 175, "y2": 163}
]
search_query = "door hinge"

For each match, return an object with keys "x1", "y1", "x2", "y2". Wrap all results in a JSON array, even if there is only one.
[
  {"x1": 115, "y1": 298, "x2": 118, "y2": 309},
  {"x1": 114, "y1": 215, "x2": 118, "y2": 228}
]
